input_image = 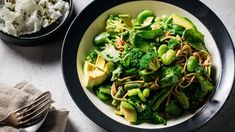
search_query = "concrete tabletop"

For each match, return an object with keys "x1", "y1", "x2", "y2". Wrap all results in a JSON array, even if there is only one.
[{"x1": 0, "y1": 0, "x2": 234, "y2": 131}]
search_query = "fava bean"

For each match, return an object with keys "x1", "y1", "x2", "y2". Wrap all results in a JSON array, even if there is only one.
[
  {"x1": 161, "y1": 49, "x2": 176, "y2": 65},
  {"x1": 158, "y1": 44, "x2": 168, "y2": 57},
  {"x1": 187, "y1": 56, "x2": 197, "y2": 72},
  {"x1": 143, "y1": 88, "x2": 150, "y2": 97},
  {"x1": 137, "y1": 10, "x2": 154, "y2": 23}
]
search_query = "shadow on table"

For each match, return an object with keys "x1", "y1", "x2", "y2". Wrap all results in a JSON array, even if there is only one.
[
  {"x1": 65, "y1": 119, "x2": 80, "y2": 132},
  {"x1": 4, "y1": 33, "x2": 65, "y2": 65}
]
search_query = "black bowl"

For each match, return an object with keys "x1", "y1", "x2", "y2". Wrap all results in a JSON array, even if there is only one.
[
  {"x1": 62, "y1": 0, "x2": 235, "y2": 131},
  {"x1": 0, "y1": 0, "x2": 74, "y2": 46}
]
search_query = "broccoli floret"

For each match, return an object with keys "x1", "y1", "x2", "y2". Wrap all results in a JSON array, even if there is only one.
[
  {"x1": 106, "y1": 15, "x2": 129, "y2": 33},
  {"x1": 140, "y1": 50, "x2": 160, "y2": 71},
  {"x1": 167, "y1": 38, "x2": 180, "y2": 49},
  {"x1": 120, "y1": 45, "x2": 144, "y2": 68},
  {"x1": 86, "y1": 50, "x2": 98, "y2": 63}
]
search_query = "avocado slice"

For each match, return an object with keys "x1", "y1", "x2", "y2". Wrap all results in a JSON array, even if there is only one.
[
  {"x1": 120, "y1": 101, "x2": 137, "y2": 123},
  {"x1": 172, "y1": 14, "x2": 196, "y2": 30},
  {"x1": 84, "y1": 61, "x2": 96, "y2": 89},
  {"x1": 84, "y1": 53, "x2": 114, "y2": 89}
]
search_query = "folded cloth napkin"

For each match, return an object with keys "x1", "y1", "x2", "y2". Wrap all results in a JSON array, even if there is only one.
[{"x1": 0, "y1": 81, "x2": 69, "y2": 132}]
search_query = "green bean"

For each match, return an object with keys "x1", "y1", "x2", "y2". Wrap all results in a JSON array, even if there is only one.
[
  {"x1": 138, "y1": 90, "x2": 146, "y2": 102},
  {"x1": 120, "y1": 101, "x2": 135, "y2": 110},
  {"x1": 137, "y1": 10, "x2": 154, "y2": 23},
  {"x1": 143, "y1": 88, "x2": 150, "y2": 97},
  {"x1": 161, "y1": 49, "x2": 176, "y2": 65},
  {"x1": 158, "y1": 44, "x2": 168, "y2": 57},
  {"x1": 127, "y1": 89, "x2": 139, "y2": 96},
  {"x1": 124, "y1": 83, "x2": 141, "y2": 90},
  {"x1": 187, "y1": 56, "x2": 197, "y2": 72},
  {"x1": 93, "y1": 32, "x2": 109, "y2": 47}
]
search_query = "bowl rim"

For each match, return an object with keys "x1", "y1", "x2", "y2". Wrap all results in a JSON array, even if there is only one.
[
  {"x1": 0, "y1": 0, "x2": 74, "y2": 46},
  {"x1": 62, "y1": 0, "x2": 235, "y2": 131}
]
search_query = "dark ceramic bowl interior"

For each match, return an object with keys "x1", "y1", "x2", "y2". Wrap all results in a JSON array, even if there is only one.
[
  {"x1": 62, "y1": 0, "x2": 235, "y2": 131},
  {"x1": 0, "y1": 0, "x2": 74, "y2": 46}
]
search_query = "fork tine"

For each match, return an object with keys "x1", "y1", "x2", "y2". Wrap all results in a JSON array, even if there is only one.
[
  {"x1": 17, "y1": 96, "x2": 51, "y2": 117},
  {"x1": 17, "y1": 97, "x2": 51, "y2": 119},
  {"x1": 16, "y1": 92, "x2": 51, "y2": 113},
  {"x1": 19, "y1": 104, "x2": 51, "y2": 126}
]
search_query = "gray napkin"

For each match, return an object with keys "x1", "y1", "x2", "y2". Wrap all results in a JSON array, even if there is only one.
[{"x1": 0, "y1": 81, "x2": 69, "y2": 132}]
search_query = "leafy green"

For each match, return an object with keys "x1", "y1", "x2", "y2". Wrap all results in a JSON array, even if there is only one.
[
  {"x1": 140, "y1": 50, "x2": 160, "y2": 71},
  {"x1": 137, "y1": 29, "x2": 164, "y2": 40},
  {"x1": 165, "y1": 100, "x2": 183, "y2": 116},
  {"x1": 169, "y1": 24, "x2": 185, "y2": 36},
  {"x1": 101, "y1": 44, "x2": 120, "y2": 63},
  {"x1": 176, "y1": 92, "x2": 189, "y2": 109},
  {"x1": 86, "y1": 50, "x2": 98, "y2": 63},
  {"x1": 183, "y1": 28, "x2": 206, "y2": 51},
  {"x1": 111, "y1": 65, "x2": 122, "y2": 81},
  {"x1": 159, "y1": 65, "x2": 182, "y2": 87},
  {"x1": 197, "y1": 75, "x2": 214, "y2": 92}
]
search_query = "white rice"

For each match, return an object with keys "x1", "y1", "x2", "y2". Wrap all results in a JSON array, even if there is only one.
[{"x1": 0, "y1": 0, "x2": 69, "y2": 36}]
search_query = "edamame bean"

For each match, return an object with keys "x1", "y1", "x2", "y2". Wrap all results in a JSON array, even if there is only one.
[
  {"x1": 158, "y1": 44, "x2": 168, "y2": 57},
  {"x1": 187, "y1": 56, "x2": 197, "y2": 72},
  {"x1": 143, "y1": 88, "x2": 150, "y2": 97},
  {"x1": 137, "y1": 10, "x2": 154, "y2": 23},
  {"x1": 161, "y1": 49, "x2": 176, "y2": 65},
  {"x1": 120, "y1": 101, "x2": 135, "y2": 110}
]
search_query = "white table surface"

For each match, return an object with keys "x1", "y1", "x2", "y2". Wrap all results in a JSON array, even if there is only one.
[{"x1": 0, "y1": 0, "x2": 234, "y2": 131}]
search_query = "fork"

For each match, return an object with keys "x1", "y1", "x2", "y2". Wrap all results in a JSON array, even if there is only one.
[{"x1": 0, "y1": 92, "x2": 52, "y2": 128}]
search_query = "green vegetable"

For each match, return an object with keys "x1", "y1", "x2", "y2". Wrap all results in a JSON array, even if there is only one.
[
  {"x1": 197, "y1": 75, "x2": 214, "y2": 92},
  {"x1": 121, "y1": 101, "x2": 135, "y2": 110},
  {"x1": 161, "y1": 49, "x2": 176, "y2": 65},
  {"x1": 169, "y1": 24, "x2": 185, "y2": 36},
  {"x1": 95, "y1": 85, "x2": 111, "y2": 101},
  {"x1": 124, "y1": 83, "x2": 141, "y2": 90},
  {"x1": 123, "y1": 68, "x2": 138, "y2": 76},
  {"x1": 158, "y1": 44, "x2": 168, "y2": 57},
  {"x1": 150, "y1": 112, "x2": 167, "y2": 124},
  {"x1": 187, "y1": 56, "x2": 198, "y2": 72},
  {"x1": 128, "y1": 89, "x2": 139, "y2": 96},
  {"x1": 140, "y1": 50, "x2": 160, "y2": 71},
  {"x1": 138, "y1": 90, "x2": 147, "y2": 102},
  {"x1": 159, "y1": 65, "x2": 182, "y2": 87},
  {"x1": 137, "y1": 10, "x2": 154, "y2": 23},
  {"x1": 111, "y1": 65, "x2": 122, "y2": 81},
  {"x1": 101, "y1": 44, "x2": 120, "y2": 63},
  {"x1": 93, "y1": 32, "x2": 110, "y2": 47},
  {"x1": 143, "y1": 88, "x2": 150, "y2": 97},
  {"x1": 183, "y1": 28, "x2": 206, "y2": 51},
  {"x1": 120, "y1": 44, "x2": 144, "y2": 68},
  {"x1": 106, "y1": 15, "x2": 129, "y2": 33},
  {"x1": 165, "y1": 101, "x2": 183, "y2": 116},
  {"x1": 176, "y1": 92, "x2": 189, "y2": 109},
  {"x1": 112, "y1": 86, "x2": 125, "y2": 106},
  {"x1": 167, "y1": 38, "x2": 180, "y2": 49},
  {"x1": 137, "y1": 29, "x2": 164, "y2": 39},
  {"x1": 139, "y1": 70, "x2": 157, "y2": 82},
  {"x1": 131, "y1": 33, "x2": 153, "y2": 52},
  {"x1": 86, "y1": 50, "x2": 98, "y2": 63}
]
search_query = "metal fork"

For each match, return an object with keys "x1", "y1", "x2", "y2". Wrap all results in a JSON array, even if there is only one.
[{"x1": 0, "y1": 92, "x2": 52, "y2": 128}]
